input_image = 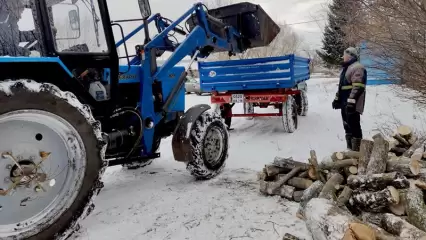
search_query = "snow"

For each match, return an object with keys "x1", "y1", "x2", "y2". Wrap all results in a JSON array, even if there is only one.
[{"x1": 71, "y1": 74, "x2": 426, "y2": 240}]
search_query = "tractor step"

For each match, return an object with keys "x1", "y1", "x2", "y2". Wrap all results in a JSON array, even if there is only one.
[
  {"x1": 106, "y1": 153, "x2": 161, "y2": 166},
  {"x1": 186, "y1": 2, "x2": 280, "y2": 52}
]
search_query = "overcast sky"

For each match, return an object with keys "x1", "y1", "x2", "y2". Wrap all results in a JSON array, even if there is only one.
[{"x1": 106, "y1": 0, "x2": 331, "y2": 54}]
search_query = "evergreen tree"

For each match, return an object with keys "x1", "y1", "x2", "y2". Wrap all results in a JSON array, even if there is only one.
[{"x1": 317, "y1": 0, "x2": 351, "y2": 67}]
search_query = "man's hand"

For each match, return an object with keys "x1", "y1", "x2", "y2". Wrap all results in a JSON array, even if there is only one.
[
  {"x1": 332, "y1": 93, "x2": 341, "y2": 109},
  {"x1": 346, "y1": 99, "x2": 356, "y2": 113}
]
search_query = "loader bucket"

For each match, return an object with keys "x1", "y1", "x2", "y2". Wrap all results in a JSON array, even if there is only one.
[{"x1": 187, "y1": 2, "x2": 280, "y2": 51}]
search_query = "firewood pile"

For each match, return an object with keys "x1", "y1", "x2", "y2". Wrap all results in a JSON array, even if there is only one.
[{"x1": 258, "y1": 125, "x2": 426, "y2": 240}]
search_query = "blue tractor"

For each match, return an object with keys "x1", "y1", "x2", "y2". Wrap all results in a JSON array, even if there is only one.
[{"x1": 0, "y1": 0, "x2": 280, "y2": 239}]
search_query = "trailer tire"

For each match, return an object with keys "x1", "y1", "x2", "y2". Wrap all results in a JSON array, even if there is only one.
[
  {"x1": 282, "y1": 95, "x2": 298, "y2": 133},
  {"x1": 0, "y1": 80, "x2": 106, "y2": 240},
  {"x1": 296, "y1": 90, "x2": 308, "y2": 116},
  {"x1": 187, "y1": 111, "x2": 229, "y2": 180}
]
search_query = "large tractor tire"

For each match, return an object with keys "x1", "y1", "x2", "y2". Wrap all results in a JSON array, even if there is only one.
[
  {"x1": 0, "y1": 80, "x2": 106, "y2": 240},
  {"x1": 186, "y1": 111, "x2": 229, "y2": 179},
  {"x1": 282, "y1": 95, "x2": 298, "y2": 133}
]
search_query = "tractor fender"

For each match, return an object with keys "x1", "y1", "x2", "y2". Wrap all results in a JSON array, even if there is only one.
[{"x1": 172, "y1": 104, "x2": 211, "y2": 162}]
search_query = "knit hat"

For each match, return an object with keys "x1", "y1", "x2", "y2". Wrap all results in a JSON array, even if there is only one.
[{"x1": 344, "y1": 47, "x2": 360, "y2": 59}]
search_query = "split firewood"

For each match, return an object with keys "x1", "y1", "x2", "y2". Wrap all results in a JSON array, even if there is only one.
[
  {"x1": 318, "y1": 172, "x2": 344, "y2": 201},
  {"x1": 309, "y1": 150, "x2": 326, "y2": 183},
  {"x1": 259, "y1": 180, "x2": 295, "y2": 198},
  {"x1": 319, "y1": 158, "x2": 358, "y2": 171},
  {"x1": 405, "y1": 182, "x2": 426, "y2": 232},
  {"x1": 404, "y1": 137, "x2": 426, "y2": 157},
  {"x1": 287, "y1": 177, "x2": 313, "y2": 190},
  {"x1": 366, "y1": 133, "x2": 389, "y2": 174},
  {"x1": 293, "y1": 190, "x2": 304, "y2": 202},
  {"x1": 272, "y1": 157, "x2": 310, "y2": 171},
  {"x1": 358, "y1": 139, "x2": 374, "y2": 175},
  {"x1": 337, "y1": 186, "x2": 353, "y2": 207},
  {"x1": 282, "y1": 233, "x2": 304, "y2": 240},
  {"x1": 335, "y1": 150, "x2": 360, "y2": 160},
  {"x1": 296, "y1": 180, "x2": 324, "y2": 219},
  {"x1": 411, "y1": 146, "x2": 425, "y2": 162},
  {"x1": 389, "y1": 189, "x2": 408, "y2": 216},
  {"x1": 361, "y1": 212, "x2": 426, "y2": 239},
  {"x1": 264, "y1": 165, "x2": 285, "y2": 177},
  {"x1": 260, "y1": 167, "x2": 301, "y2": 195},
  {"x1": 280, "y1": 185, "x2": 296, "y2": 199},
  {"x1": 349, "y1": 186, "x2": 400, "y2": 213},
  {"x1": 387, "y1": 159, "x2": 421, "y2": 177},
  {"x1": 347, "y1": 172, "x2": 409, "y2": 191},
  {"x1": 390, "y1": 147, "x2": 408, "y2": 156},
  {"x1": 342, "y1": 222, "x2": 376, "y2": 240},
  {"x1": 393, "y1": 133, "x2": 411, "y2": 147}
]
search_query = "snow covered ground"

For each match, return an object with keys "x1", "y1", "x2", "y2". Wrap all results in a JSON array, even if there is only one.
[{"x1": 71, "y1": 75, "x2": 426, "y2": 240}]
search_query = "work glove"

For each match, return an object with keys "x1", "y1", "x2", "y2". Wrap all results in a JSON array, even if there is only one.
[
  {"x1": 346, "y1": 99, "x2": 356, "y2": 114},
  {"x1": 332, "y1": 93, "x2": 341, "y2": 109}
]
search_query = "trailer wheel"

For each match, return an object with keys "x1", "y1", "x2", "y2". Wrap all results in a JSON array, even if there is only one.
[
  {"x1": 0, "y1": 80, "x2": 106, "y2": 240},
  {"x1": 282, "y1": 95, "x2": 298, "y2": 133},
  {"x1": 296, "y1": 90, "x2": 308, "y2": 116},
  {"x1": 187, "y1": 111, "x2": 229, "y2": 180}
]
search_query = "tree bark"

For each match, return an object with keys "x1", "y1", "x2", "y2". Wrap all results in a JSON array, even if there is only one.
[
  {"x1": 366, "y1": 133, "x2": 389, "y2": 174},
  {"x1": 319, "y1": 159, "x2": 358, "y2": 171},
  {"x1": 387, "y1": 159, "x2": 421, "y2": 177},
  {"x1": 405, "y1": 183, "x2": 426, "y2": 232},
  {"x1": 337, "y1": 186, "x2": 353, "y2": 207},
  {"x1": 280, "y1": 185, "x2": 296, "y2": 199},
  {"x1": 287, "y1": 177, "x2": 313, "y2": 190},
  {"x1": 293, "y1": 190, "x2": 304, "y2": 202},
  {"x1": 361, "y1": 212, "x2": 426, "y2": 239},
  {"x1": 358, "y1": 139, "x2": 374, "y2": 175},
  {"x1": 404, "y1": 137, "x2": 426, "y2": 157},
  {"x1": 347, "y1": 172, "x2": 409, "y2": 191},
  {"x1": 309, "y1": 150, "x2": 326, "y2": 183},
  {"x1": 260, "y1": 167, "x2": 301, "y2": 195},
  {"x1": 272, "y1": 156, "x2": 310, "y2": 171},
  {"x1": 349, "y1": 186, "x2": 400, "y2": 212},
  {"x1": 411, "y1": 146, "x2": 425, "y2": 162},
  {"x1": 393, "y1": 133, "x2": 410, "y2": 147},
  {"x1": 298, "y1": 170, "x2": 309, "y2": 178},
  {"x1": 318, "y1": 173, "x2": 344, "y2": 201},
  {"x1": 389, "y1": 189, "x2": 408, "y2": 216},
  {"x1": 296, "y1": 180, "x2": 324, "y2": 218}
]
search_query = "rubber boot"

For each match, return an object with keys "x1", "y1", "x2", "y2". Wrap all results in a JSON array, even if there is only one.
[
  {"x1": 352, "y1": 138, "x2": 362, "y2": 152},
  {"x1": 345, "y1": 134, "x2": 352, "y2": 150}
]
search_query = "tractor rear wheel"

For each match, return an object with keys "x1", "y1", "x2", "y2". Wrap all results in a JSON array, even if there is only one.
[
  {"x1": 0, "y1": 80, "x2": 106, "y2": 240},
  {"x1": 187, "y1": 111, "x2": 229, "y2": 180}
]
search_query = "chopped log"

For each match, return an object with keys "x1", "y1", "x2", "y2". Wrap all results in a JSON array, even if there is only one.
[
  {"x1": 296, "y1": 180, "x2": 324, "y2": 218},
  {"x1": 390, "y1": 147, "x2": 408, "y2": 155},
  {"x1": 411, "y1": 146, "x2": 425, "y2": 161},
  {"x1": 280, "y1": 185, "x2": 296, "y2": 199},
  {"x1": 387, "y1": 159, "x2": 420, "y2": 177},
  {"x1": 298, "y1": 170, "x2": 309, "y2": 178},
  {"x1": 293, "y1": 190, "x2": 304, "y2": 202},
  {"x1": 358, "y1": 139, "x2": 374, "y2": 175},
  {"x1": 319, "y1": 159, "x2": 358, "y2": 171},
  {"x1": 414, "y1": 179, "x2": 426, "y2": 190},
  {"x1": 388, "y1": 138, "x2": 399, "y2": 150},
  {"x1": 344, "y1": 166, "x2": 358, "y2": 177},
  {"x1": 282, "y1": 233, "x2": 304, "y2": 240},
  {"x1": 342, "y1": 222, "x2": 376, "y2": 240},
  {"x1": 335, "y1": 150, "x2": 360, "y2": 160},
  {"x1": 388, "y1": 152, "x2": 397, "y2": 158},
  {"x1": 405, "y1": 183, "x2": 426, "y2": 232},
  {"x1": 404, "y1": 137, "x2": 426, "y2": 157},
  {"x1": 309, "y1": 150, "x2": 326, "y2": 183},
  {"x1": 272, "y1": 156, "x2": 310, "y2": 171},
  {"x1": 361, "y1": 212, "x2": 426, "y2": 239},
  {"x1": 287, "y1": 177, "x2": 313, "y2": 190},
  {"x1": 408, "y1": 134, "x2": 418, "y2": 145},
  {"x1": 335, "y1": 184, "x2": 345, "y2": 191},
  {"x1": 265, "y1": 167, "x2": 301, "y2": 194},
  {"x1": 389, "y1": 189, "x2": 408, "y2": 216},
  {"x1": 366, "y1": 133, "x2": 389, "y2": 174},
  {"x1": 347, "y1": 172, "x2": 409, "y2": 191},
  {"x1": 349, "y1": 186, "x2": 399, "y2": 212},
  {"x1": 397, "y1": 125, "x2": 413, "y2": 139},
  {"x1": 393, "y1": 133, "x2": 410, "y2": 147},
  {"x1": 318, "y1": 173, "x2": 344, "y2": 201},
  {"x1": 337, "y1": 186, "x2": 353, "y2": 207},
  {"x1": 308, "y1": 166, "x2": 317, "y2": 180},
  {"x1": 264, "y1": 164, "x2": 285, "y2": 177}
]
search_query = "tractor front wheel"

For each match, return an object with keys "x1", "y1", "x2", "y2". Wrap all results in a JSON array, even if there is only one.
[
  {"x1": 0, "y1": 80, "x2": 105, "y2": 240},
  {"x1": 187, "y1": 111, "x2": 229, "y2": 180}
]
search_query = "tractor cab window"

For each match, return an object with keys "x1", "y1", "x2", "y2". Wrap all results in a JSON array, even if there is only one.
[{"x1": 47, "y1": 0, "x2": 108, "y2": 53}]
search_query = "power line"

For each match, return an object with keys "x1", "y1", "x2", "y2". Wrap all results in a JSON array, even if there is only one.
[{"x1": 287, "y1": 19, "x2": 327, "y2": 25}]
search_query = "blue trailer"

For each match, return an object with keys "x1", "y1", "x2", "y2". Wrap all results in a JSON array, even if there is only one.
[{"x1": 198, "y1": 54, "x2": 311, "y2": 132}]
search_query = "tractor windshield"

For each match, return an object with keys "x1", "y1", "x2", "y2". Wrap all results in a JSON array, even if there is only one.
[{"x1": 47, "y1": 0, "x2": 109, "y2": 53}]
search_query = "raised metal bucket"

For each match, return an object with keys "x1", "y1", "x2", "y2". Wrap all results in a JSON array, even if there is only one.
[{"x1": 186, "y1": 2, "x2": 280, "y2": 51}]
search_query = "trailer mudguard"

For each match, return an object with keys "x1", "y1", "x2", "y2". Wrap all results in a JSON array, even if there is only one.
[{"x1": 172, "y1": 104, "x2": 211, "y2": 162}]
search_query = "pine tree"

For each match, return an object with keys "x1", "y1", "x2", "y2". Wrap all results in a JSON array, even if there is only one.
[{"x1": 317, "y1": 0, "x2": 351, "y2": 67}]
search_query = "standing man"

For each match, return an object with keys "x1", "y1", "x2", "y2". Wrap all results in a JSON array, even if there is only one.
[{"x1": 332, "y1": 47, "x2": 367, "y2": 151}]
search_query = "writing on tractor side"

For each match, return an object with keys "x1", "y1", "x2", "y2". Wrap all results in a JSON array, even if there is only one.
[
  {"x1": 199, "y1": 55, "x2": 310, "y2": 132},
  {"x1": 0, "y1": 0, "x2": 280, "y2": 239}
]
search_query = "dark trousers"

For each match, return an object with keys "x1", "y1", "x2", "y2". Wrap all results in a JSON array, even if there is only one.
[
  {"x1": 224, "y1": 117, "x2": 232, "y2": 129},
  {"x1": 341, "y1": 108, "x2": 362, "y2": 139}
]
